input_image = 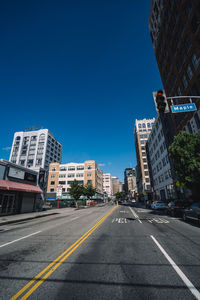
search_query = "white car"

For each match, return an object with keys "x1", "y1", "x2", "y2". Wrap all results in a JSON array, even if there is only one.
[{"x1": 151, "y1": 201, "x2": 167, "y2": 210}]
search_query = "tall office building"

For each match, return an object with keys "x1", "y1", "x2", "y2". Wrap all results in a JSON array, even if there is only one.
[
  {"x1": 112, "y1": 177, "x2": 120, "y2": 195},
  {"x1": 103, "y1": 174, "x2": 113, "y2": 197},
  {"x1": 124, "y1": 168, "x2": 136, "y2": 194},
  {"x1": 47, "y1": 160, "x2": 103, "y2": 195},
  {"x1": 9, "y1": 128, "x2": 62, "y2": 172},
  {"x1": 148, "y1": 0, "x2": 200, "y2": 134},
  {"x1": 134, "y1": 118, "x2": 155, "y2": 196}
]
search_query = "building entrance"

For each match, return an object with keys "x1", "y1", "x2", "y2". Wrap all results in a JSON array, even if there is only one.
[{"x1": 0, "y1": 194, "x2": 15, "y2": 215}]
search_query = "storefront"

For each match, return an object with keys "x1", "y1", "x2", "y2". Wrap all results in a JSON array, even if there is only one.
[{"x1": 0, "y1": 160, "x2": 43, "y2": 215}]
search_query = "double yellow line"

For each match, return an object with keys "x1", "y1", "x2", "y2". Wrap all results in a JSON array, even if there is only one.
[{"x1": 11, "y1": 205, "x2": 117, "y2": 300}]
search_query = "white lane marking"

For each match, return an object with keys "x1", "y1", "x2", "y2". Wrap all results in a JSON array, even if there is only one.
[
  {"x1": 70, "y1": 217, "x2": 79, "y2": 221},
  {"x1": 120, "y1": 211, "x2": 126, "y2": 213},
  {"x1": 0, "y1": 231, "x2": 41, "y2": 248},
  {"x1": 148, "y1": 218, "x2": 169, "y2": 224},
  {"x1": 151, "y1": 235, "x2": 200, "y2": 300},
  {"x1": 129, "y1": 207, "x2": 142, "y2": 223}
]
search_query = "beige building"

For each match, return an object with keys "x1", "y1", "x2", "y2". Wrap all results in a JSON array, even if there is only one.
[
  {"x1": 112, "y1": 176, "x2": 120, "y2": 195},
  {"x1": 134, "y1": 118, "x2": 155, "y2": 196},
  {"x1": 47, "y1": 160, "x2": 103, "y2": 195}
]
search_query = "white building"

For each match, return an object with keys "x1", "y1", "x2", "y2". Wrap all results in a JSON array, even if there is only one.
[
  {"x1": 147, "y1": 116, "x2": 175, "y2": 201},
  {"x1": 9, "y1": 128, "x2": 62, "y2": 172},
  {"x1": 103, "y1": 174, "x2": 113, "y2": 197},
  {"x1": 134, "y1": 118, "x2": 155, "y2": 195}
]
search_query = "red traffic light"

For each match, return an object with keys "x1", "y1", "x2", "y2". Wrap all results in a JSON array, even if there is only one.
[{"x1": 157, "y1": 90, "x2": 164, "y2": 96}]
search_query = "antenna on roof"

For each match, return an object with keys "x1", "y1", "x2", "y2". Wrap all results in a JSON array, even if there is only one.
[{"x1": 25, "y1": 126, "x2": 43, "y2": 131}]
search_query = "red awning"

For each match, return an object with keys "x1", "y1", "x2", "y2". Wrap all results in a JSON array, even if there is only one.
[{"x1": 0, "y1": 180, "x2": 43, "y2": 194}]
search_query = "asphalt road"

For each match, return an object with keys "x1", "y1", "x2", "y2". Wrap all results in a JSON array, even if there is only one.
[{"x1": 0, "y1": 202, "x2": 200, "y2": 300}]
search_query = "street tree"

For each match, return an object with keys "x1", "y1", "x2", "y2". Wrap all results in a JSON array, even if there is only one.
[
  {"x1": 115, "y1": 192, "x2": 124, "y2": 201},
  {"x1": 69, "y1": 179, "x2": 84, "y2": 208},
  {"x1": 169, "y1": 131, "x2": 200, "y2": 201},
  {"x1": 83, "y1": 184, "x2": 96, "y2": 201}
]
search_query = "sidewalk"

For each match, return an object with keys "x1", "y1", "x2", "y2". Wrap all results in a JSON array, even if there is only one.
[
  {"x1": 0, "y1": 202, "x2": 108, "y2": 226},
  {"x1": 0, "y1": 208, "x2": 65, "y2": 226}
]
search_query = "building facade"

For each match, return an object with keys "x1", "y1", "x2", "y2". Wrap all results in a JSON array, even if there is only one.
[
  {"x1": 146, "y1": 116, "x2": 176, "y2": 201},
  {"x1": 134, "y1": 118, "x2": 155, "y2": 196},
  {"x1": 47, "y1": 160, "x2": 103, "y2": 200},
  {"x1": 0, "y1": 160, "x2": 44, "y2": 215},
  {"x1": 9, "y1": 129, "x2": 62, "y2": 172},
  {"x1": 112, "y1": 177, "x2": 120, "y2": 195},
  {"x1": 149, "y1": 0, "x2": 200, "y2": 134},
  {"x1": 103, "y1": 173, "x2": 113, "y2": 198},
  {"x1": 124, "y1": 168, "x2": 136, "y2": 195}
]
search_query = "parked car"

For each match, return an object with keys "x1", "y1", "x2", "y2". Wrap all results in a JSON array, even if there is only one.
[
  {"x1": 183, "y1": 203, "x2": 200, "y2": 225},
  {"x1": 151, "y1": 201, "x2": 167, "y2": 210},
  {"x1": 167, "y1": 200, "x2": 189, "y2": 217}
]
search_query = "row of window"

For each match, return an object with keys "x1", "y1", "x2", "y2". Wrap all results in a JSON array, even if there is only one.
[
  {"x1": 50, "y1": 180, "x2": 92, "y2": 186},
  {"x1": 154, "y1": 170, "x2": 172, "y2": 186},
  {"x1": 51, "y1": 165, "x2": 92, "y2": 172}
]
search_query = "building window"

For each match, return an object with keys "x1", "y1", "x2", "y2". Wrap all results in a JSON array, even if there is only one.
[
  {"x1": 59, "y1": 174, "x2": 66, "y2": 178},
  {"x1": 60, "y1": 167, "x2": 67, "y2": 171},
  {"x1": 50, "y1": 181, "x2": 55, "y2": 185},
  {"x1": 68, "y1": 167, "x2": 75, "y2": 171},
  {"x1": 87, "y1": 165, "x2": 92, "y2": 170},
  {"x1": 76, "y1": 173, "x2": 83, "y2": 177},
  {"x1": 31, "y1": 136, "x2": 37, "y2": 141},
  {"x1": 144, "y1": 171, "x2": 149, "y2": 176},
  {"x1": 187, "y1": 121, "x2": 193, "y2": 133},
  {"x1": 59, "y1": 181, "x2": 66, "y2": 185},
  {"x1": 68, "y1": 174, "x2": 75, "y2": 178},
  {"x1": 191, "y1": 15, "x2": 200, "y2": 33},
  {"x1": 27, "y1": 159, "x2": 34, "y2": 167},
  {"x1": 194, "y1": 113, "x2": 200, "y2": 129},
  {"x1": 142, "y1": 123, "x2": 146, "y2": 128},
  {"x1": 144, "y1": 164, "x2": 148, "y2": 170},
  {"x1": 50, "y1": 188, "x2": 54, "y2": 192},
  {"x1": 51, "y1": 174, "x2": 56, "y2": 178},
  {"x1": 177, "y1": 87, "x2": 182, "y2": 96},
  {"x1": 20, "y1": 160, "x2": 25, "y2": 166},
  {"x1": 185, "y1": 36, "x2": 191, "y2": 52},
  {"x1": 87, "y1": 173, "x2": 92, "y2": 177},
  {"x1": 192, "y1": 54, "x2": 199, "y2": 69},
  {"x1": 182, "y1": 75, "x2": 188, "y2": 88},
  {"x1": 51, "y1": 167, "x2": 56, "y2": 171},
  {"x1": 62, "y1": 188, "x2": 65, "y2": 192},
  {"x1": 77, "y1": 166, "x2": 84, "y2": 170},
  {"x1": 87, "y1": 180, "x2": 92, "y2": 184},
  {"x1": 138, "y1": 124, "x2": 142, "y2": 128},
  {"x1": 187, "y1": 65, "x2": 193, "y2": 79}
]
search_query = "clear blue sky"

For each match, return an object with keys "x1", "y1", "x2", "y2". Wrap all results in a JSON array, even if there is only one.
[{"x1": 0, "y1": 0, "x2": 163, "y2": 182}]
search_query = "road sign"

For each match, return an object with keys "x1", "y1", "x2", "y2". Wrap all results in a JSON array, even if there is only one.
[
  {"x1": 171, "y1": 103, "x2": 197, "y2": 113},
  {"x1": 56, "y1": 185, "x2": 63, "y2": 197}
]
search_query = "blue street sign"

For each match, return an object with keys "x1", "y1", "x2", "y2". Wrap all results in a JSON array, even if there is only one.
[{"x1": 171, "y1": 103, "x2": 197, "y2": 113}]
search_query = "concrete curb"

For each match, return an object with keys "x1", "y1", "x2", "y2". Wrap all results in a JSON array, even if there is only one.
[{"x1": 0, "y1": 212, "x2": 59, "y2": 226}]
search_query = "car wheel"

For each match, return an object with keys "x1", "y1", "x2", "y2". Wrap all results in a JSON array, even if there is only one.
[{"x1": 183, "y1": 213, "x2": 187, "y2": 222}]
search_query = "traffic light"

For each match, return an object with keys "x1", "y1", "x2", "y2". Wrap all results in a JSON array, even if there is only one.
[{"x1": 155, "y1": 90, "x2": 167, "y2": 112}]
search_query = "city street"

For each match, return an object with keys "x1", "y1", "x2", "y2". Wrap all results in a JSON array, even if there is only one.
[{"x1": 0, "y1": 203, "x2": 200, "y2": 300}]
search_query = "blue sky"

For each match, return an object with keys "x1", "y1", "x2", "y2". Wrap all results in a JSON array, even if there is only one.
[{"x1": 0, "y1": 0, "x2": 163, "y2": 182}]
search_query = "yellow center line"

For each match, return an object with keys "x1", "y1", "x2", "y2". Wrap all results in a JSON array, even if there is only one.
[{"x1": 11, "y1": 205, "x2": 118, "y2": 300}]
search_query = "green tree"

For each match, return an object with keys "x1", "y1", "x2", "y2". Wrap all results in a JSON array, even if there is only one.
[
  {"x1": 83, "y1": 184, "x2": 96, "y2": 201},
  {"x1": 115, "y1": 192, "x2": 124, "y2": 200},
  {"x1": 69, "y1": 180, "x2": 84, "y2": 208},
  {"x1": 169, "y1": 131, "x2": 200, "y2": 201}
]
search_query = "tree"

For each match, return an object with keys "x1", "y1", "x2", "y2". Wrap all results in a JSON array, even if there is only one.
[
  {"x1": 169, "y1": 131, "x2": 200, "y2": 201},
  {"x1": 83, "y1": 184, "x2": 96, "y2": 201},
  {"x1": 69, "y1": 180, "x2": 84, "y2": 208},
  {"x1": 115, "y1": 192, "x2": 124, "y2": 201}
]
